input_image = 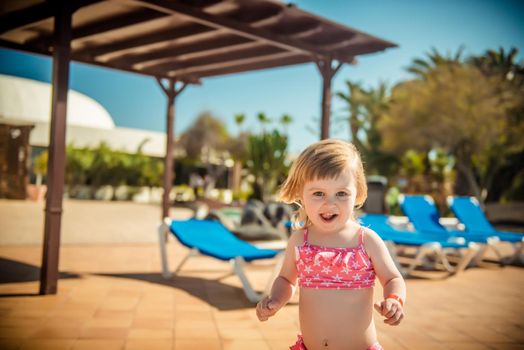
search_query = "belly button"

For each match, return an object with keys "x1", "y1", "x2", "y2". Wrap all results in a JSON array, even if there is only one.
[{"x1": 322, "y1": 339, "x2": 329, "y2": 348}]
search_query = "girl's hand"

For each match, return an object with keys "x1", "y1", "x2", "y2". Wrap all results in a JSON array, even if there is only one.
[
  {"x1": 374, "y1": 299, "x2": 405, "y2": 326},
  {"x1": 256, "y1": 296, "x2": 281, "y2": 321}
]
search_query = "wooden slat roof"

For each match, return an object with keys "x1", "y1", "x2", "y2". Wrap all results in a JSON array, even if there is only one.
[{"x1": 0, "y1": 0, "x2": 397, "y2": 83}]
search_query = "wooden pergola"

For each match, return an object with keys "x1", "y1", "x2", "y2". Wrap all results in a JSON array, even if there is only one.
[{"x1": 0, "y1": 0, "x2": 396, "y2": 295}]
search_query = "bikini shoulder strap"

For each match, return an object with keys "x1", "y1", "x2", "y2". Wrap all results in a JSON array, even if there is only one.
[
  {"x1": 303, "y1": 228, "x2": 308, "y2": 243},
  {"x1": 358, "y1": 227, "x2": 365, "y2": 245}
]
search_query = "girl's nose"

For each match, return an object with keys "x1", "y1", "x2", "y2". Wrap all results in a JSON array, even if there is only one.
[{"x1": 325, "y1": 195, "x2": 337, "y2": 205}]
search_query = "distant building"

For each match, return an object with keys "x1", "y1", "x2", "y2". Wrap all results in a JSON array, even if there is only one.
[
  {"x1": 0, "y1": 74, "x2": 167, "y2": 157},
  {"x1": 0, "y1": 74, "x2": 167, "y2": 198}
]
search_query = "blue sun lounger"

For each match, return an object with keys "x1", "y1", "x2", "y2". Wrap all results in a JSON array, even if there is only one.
[
  {"x1": 399, "y1": 195, "x2": 522, "y2": 264},
  {"x1": 158, "y1": 218, "x2": 284, "y2": 302},
  {"x1": 359, "y1": 214, "x2": 479, "y2": 276},
  {"x1": 447, "y1": 196, "x2": 523, "y2": 263}
]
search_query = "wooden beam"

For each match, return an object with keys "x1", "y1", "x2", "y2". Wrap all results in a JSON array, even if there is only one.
[
  {"x1": 109, "y1": 18, "x2": 327, "y2": 69},
  {"x1": 27, "y1": 8, "x2": 168, "y2": 49},
  {"x1": 74, "y1": 23, "x2": 215, "y2": 58},
  {"x1": 131, "y1": 0, "x2": 338, "y2": 62},
  {"x1": 0, "y1": 2, "x2": 53, "y2": 35},
  {"x1": 171, "y1": 55, "x2": 312, "y2": 80},
  {"x1": 0, "y1": 0, "x2": 102, "y2": 35},
  {"x1": 0, "y1": 39, "x2": 51, "y2": 56},
  {"x1": 144, "y1": 45, "x2": 286, "y2": 75},
  {"x1": 317, "y1": 59, "x2": 343, "y2": 139},
  {"x1": 110, "y1": 35, "x2": 253, "y2": 67},
  {"x1": 157, "y1": 78, "x2": 187, "y2": 220},
  {"x1": 40, "y1": 2, "x2": 73, "y2": 296},
  {"x1": 338, "y1": 42, "x2": 393, "y2": 56}
]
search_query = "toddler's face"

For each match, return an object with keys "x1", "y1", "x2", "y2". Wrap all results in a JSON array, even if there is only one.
[{"x1": 301, "y1": 169, "x2": 357, "y2": 234}]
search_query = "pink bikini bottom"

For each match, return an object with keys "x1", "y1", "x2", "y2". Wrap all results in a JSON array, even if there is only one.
[{"x1": 290, "y1": 334, "x2": 384, "y2": 350}]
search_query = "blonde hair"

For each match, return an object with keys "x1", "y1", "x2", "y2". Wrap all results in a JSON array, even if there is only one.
[{"x1": 279, "y1": 139, "x2": 367, "y2": 229}]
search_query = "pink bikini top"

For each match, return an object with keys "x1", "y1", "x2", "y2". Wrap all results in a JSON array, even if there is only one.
[{"x1": 295, "y1": 227, "x2": 376, "y2": 290}]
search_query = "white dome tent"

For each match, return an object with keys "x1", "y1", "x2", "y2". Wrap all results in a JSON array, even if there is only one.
[
  {"x1": 0, "y1": 74, "x2": 167, "y2": 201},
  {"x1": 0, "y1": 74, "x2": 166, "y2": 157},
  {"x1": 0, "y1": 74, "x2": 115, "y2": 129}
]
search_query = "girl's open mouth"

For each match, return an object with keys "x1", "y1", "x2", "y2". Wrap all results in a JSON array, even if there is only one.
[{"x1": 320, "y1": 213, "x2": 338, "y2": 223}]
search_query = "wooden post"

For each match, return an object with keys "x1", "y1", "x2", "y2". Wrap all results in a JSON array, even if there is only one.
[
  {"x1": 40, "y1": 3, "x2": 72, "y2": 295},
  {"x1": 316, "y1": 58, "x2": 342, "y2": 140},
  {"x1": 156, "y1": 78, "x2": 187, "y2": 220}
]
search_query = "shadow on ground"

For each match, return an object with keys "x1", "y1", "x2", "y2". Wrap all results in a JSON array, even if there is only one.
[
  {"x1": 0, "y1": 257, "x2": 81, "y2": 297},
  {"x1": 0, "y1": 257, "x2": 80, "y2": 284},
  {"x1": 96, "y1": 272, "x2": 255, "y2": 311}
]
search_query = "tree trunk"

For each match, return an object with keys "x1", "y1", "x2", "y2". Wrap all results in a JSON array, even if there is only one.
[{"x1": 455, "y1": 160, "x2": 482, "y2": 205}]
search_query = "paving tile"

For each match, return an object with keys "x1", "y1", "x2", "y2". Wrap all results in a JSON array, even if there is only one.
[
  {"x1": 85, "y1": 317, "x2": 133, "y2": 328},
  {"x1": 132, "y1": 317, "x2": 174, "y2": 329},
  {"x1": 0, "y1": 339, "x2": 23, "y2": 350},
  {"x1": 218, "y1": 326, "x2": 264, "y2": 341},
  {"x1": 222, "y1": 339, "x2": 271, "y2": 350},
  {"x1": 174, "y1": 320, "x2": 218, "y2": 339},
  {"x1": 0, "y1": 326, "x2": 37, "y2": 339},
  {"x1": 489, "y1": 344, "x2": 524, "y2": 350},
  {"x1": 267, "y1": 339, "x2": 296, "y2": 350},
  {"x1": 443, "y1": 342, "x2": 493, "y2": 350},
  {"x1": 0, "y1": 316, "x2": 44, "y2": 327},
  {"x1": 125, "y1": 339, "x2": 173, "y2": 350},
  {"x1": 71, "y1": 339, "x2": 125, "y2": 350},
  {"x1": 80, "y1": 327, "x2": 129, "y2": 339},
  {"x1": 44, "y1": 316, "x2": 88, "y2": 328},
  {"x1": 174, "y1": 338, "x2": 221, "y2": 350},
  {"x1": 18, "y1": 339, "x2": 76, "y2": 350},
  {"x1": 259, "y1": 326, "x2": 298, "y2": 340},
  {"x1": 127, "y1": 328, "x2": 173, "y2": 339},
  {"x1": 30, "y1": 326, "x2": 82, "y2": 339},
  {"x1": 94, "y1": 310, "x2": 135, "y2": 319}
]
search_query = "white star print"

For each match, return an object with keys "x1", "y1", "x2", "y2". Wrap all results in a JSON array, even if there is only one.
[{"x1": 321, "y1": 266, "x2": 332, "y2": 274}]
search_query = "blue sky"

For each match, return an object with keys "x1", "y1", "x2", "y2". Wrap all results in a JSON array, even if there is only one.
[{"x1": 1, "y1": 0, "x2": 523, "y2": 154}]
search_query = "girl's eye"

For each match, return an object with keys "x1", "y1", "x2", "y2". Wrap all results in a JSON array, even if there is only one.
[
  {"x1": 312, "y1": 192, "x2": 324, "y2": 197},
  {"x1": 336, "y1": 192, "x2": 349, "y2": 198}
]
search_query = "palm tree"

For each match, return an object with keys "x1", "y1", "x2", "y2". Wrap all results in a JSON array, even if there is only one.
[
  {"x1": 469, "y1": 47, "x2": 524, "y2": 85},
  {"x1": 234, "y1": 113, "x2": 246, "y2": 133},
  {"x1": 336, "y1": 80, "x2": 367, "y2": 149},
  {"x1": 468, "y1": 47, "x2": 524, "y2": 202},
  {"x1": 406, "y1": 46, "x2": 465, "y2": 79},
  {"x1": 280, "y1": 114, "x2": 293, "y2": 135},
  {"x1": 257, "y1": 112, "x2": 272, "y2": 133}
]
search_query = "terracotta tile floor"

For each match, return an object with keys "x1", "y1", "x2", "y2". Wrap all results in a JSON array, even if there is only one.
[{"x1": 0, "y1": 199, "x2": 523, "y2": 349}]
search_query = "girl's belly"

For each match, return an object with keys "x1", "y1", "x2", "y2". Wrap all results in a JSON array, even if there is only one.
[{"x1": 299, "y1": 288, "x2": 377, "y2": 350}]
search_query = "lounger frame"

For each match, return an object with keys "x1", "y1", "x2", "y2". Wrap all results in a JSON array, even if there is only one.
[{"x1": 158, "y1": 218, "x2": 284, "y2": 303}]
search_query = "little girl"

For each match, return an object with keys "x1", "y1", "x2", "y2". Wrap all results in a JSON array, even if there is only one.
[{"x1": 256, "y1": 139, "x2": 406, "y2": 350}]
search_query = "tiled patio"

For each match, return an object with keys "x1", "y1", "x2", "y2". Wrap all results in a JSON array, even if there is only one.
[{"x1": 0, "y1": 199, "x2": 523, "y2": 350}]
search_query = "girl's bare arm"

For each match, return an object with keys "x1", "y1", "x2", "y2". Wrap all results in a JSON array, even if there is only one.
[
  {"x1": 364, "y1": 228, "x2": 406, "y2": 326},
  {"x1": 256, "y1": 231, "x2": 301, "y2": 321}
]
